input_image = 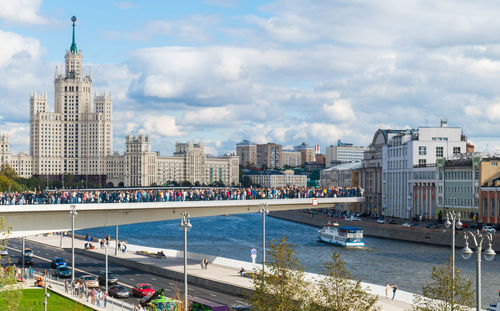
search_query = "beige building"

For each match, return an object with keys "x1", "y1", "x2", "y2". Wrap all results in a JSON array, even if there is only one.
[
  {"x1": 294, "y1": 142, "x2": 315, "y2": 165},
  {"x1": 281, "y1": 149, "x2": 302, "y2": 167},
  {"x1": 257, "y1": 143, "x2": 282, "y2": 169},
  {"x1": 326, "y1": 142, "x2": 368, "y2": 168},
  {"x1": 245, "y1": 170, "x2": 307, "y2": 187},
  {"x1": 236, "y1": 140, "x2": 257, "y2": 167}
]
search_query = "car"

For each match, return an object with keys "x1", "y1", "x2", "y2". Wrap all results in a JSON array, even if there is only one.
[
  {"x1": 426, "y1": 223, "x2": 437, "y2": 229},
  {"x1": 109, "y1": 285, "x2": 129, "y2": 298},
  {"x1": 76, "y1": 275, "x2": 99, "y2": 288},
  {"x1": 54, "y1": 267, "x2": 72, "y2": 278},
  {"x1": 351, "y1": 216, "x2": 361, "y2": 222},
  {"x1": 98, "y1": 271, "x2": 118, "y2": 285},
  {"x1": 470, "y1": 223, "x2": 479, "y2": 230},
  {"x1": 376, "y1": 218, "x2": 385, "y2": 224},
  {"x1": 482, "y1": 226, "x2": 496, "y2": 234},
  {"x1": 132, "y1": 283, "x2": 155, "y2": 297},
  {"x1": 0, "y1": 248, "x2": 8, "y2": 256},
  {"x1": 18, "y1": 255, "x2": 33, "y2": 266},
  {"x1": 461, "y1": 222, "x2": 469, "y2": 229},
  {"x1": 389, "y1": 219, "x2": 398, "y2": 225},
  {"x1": 24, "y1": 248, "x2": 33, "y2": 257},
  {"x1": 402, "y1": 222, "x2": 411, "y2": 227},
  {"x1": 51, "y1": 258, "x2": 67, "y2": 269}
]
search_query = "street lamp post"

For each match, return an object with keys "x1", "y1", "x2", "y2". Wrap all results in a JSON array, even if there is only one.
[
  {"x1": 444, "y1": 211, "x2": 462, "y2": 310},
  {"x1": 259, "y1": 202, "x2": 269, "y2": 272},
  {"x1": 179, "y1": 212, "x2": 192, "y2": 311},
  {"x1": 461, "y1": 230, "x2": 496, "y2": 311},
  {"x1": 69, "y1": 205, "x2": 77, "y2": 284},
  {"x1": 105, "y1": 244, "x2": 108, "y2": 294},
  {"x1": 115, "y1": 225, "x2": 119, "y2": 256}
]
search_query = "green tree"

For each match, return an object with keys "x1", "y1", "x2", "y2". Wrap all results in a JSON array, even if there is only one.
[
  {"x1": 0, "y1": 217, "x2": 21, "y2": 311},
  {"x1": 307, "y1": 252, "x2": 379, "y2": 311},
  {"x1": 242, "y1": 176, "x2": 252, "y2": 187},
  {"x1": 413, "y1": 259, "x2": 474, "y2": 311},
  {"x1": 249, "y1": 237, "x2": 308, "y2": 311}
]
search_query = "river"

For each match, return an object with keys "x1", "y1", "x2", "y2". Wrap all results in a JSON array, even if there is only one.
[{"x1": 79, "y1": 213, "x2": 500, "y2": 308}]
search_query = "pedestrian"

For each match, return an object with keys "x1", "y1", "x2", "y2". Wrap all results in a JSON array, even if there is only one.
[
  {"x1": 103, "y1": 291, "x2": 108, "y2": 308},
  {"x1": 86, "y1": 233, "x2": 89, "y2": 241},
  {"x1": 29, "y1": 266, "x2": 33, "y2": 277},
  {"x1": 122, "y1": 242, "x2": 127, "y2": 253},
  {"x1": 385, "y1": 283, "x2": 390, "y2": 299},
  {"x1": 65, "y1": 279, "x2": 69, "y2": 293},
  {"x1": 203, "y1": 257, "x2": 209, "y2": 270},
  {"x1": 238, "y1": 267, "x2": 245, "y2": 277},
  {"x1": 200, "y1": 258, "x2": 205, "y2": 270},
  {"x1": 118, "y1": 241, "x2": 121, "y2": 251},
  {"x1": 96, "y1": 289, "x2": 101, "y2": 307},
  {"x1": 392, "y1": 284, "x2": 397, "y2": 300},
  {"x1": 100, "y1": 239, "x2": 104, "y2": 249}
]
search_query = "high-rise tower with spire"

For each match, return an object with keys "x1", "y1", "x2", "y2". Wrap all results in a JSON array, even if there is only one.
[{"x1": 29, "y1": 16, "x2": 113, "y2": 177}]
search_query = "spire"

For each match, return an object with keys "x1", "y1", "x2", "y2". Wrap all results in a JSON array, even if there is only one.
[{"x1": 70, "y1": 16, "x2": 77, "y2": 53}]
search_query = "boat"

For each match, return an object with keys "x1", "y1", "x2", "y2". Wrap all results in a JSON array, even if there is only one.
[{"x1": 318, "y1": 223, "x2": 365, "y2": 247}]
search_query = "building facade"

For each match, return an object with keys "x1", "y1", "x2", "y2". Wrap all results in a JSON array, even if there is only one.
[
  {"x1": 412, "y1": 165, "x2": 437, "y2": 220},
  {"x1": 281, "y1": 150, "x2": 302, "y2": 167},
  {"x1": 382, "y1": 121, "x2": 466, "y2": 218},
  {"x1": 256, "y1": 143, "x2": 282, "y2": 169},
  {"x1": 244, "y1": 170, "x2": 307, "y2": 188},
  {"x1": 236, "y1": 140, "x2": 257, "y2": 167},
  {"x1": 479, "y1": 157, "x2": 500, "y2": 224},
  {"x1": 325, "y1": 141, "x2": 368, "y2": 168},
  {"x1": 358, "y1": 129, "x2": 404, "y2": 216},
  {"x1": 294, "y1": 142, "x2": 315, "y2": 165}
]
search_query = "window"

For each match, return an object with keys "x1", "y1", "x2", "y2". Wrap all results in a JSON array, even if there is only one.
[
  {"x1": 419, "y1": 159, "x2": 426, "y2": 167},
  {"x1": 483, "y1": 199, "x2": 488, "y2": 216},
  {"x1": 453, "y1": 147, "x2": 461, "y2": 155},
  {"x1": 492, "y1": 199, "x2": 495, "y2": 217},
  {"x1": 436, "y1": 146, "x2": 444, "y2": 158},
  {"x1": 419, "y1": 146, "x2": 427, "y2": 155}
]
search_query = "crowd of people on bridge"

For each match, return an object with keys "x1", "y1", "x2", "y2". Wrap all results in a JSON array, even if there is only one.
[{"x1": 0, "y1": 186, "x2": 363, "y2": 205}]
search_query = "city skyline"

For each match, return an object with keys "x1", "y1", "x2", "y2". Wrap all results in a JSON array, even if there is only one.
[{"x1": 1, "y1": 1, "x2": 500, "y2": 156}]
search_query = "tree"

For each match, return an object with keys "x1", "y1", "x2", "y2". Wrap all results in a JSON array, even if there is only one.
[
  {"x1": 249, "y1": 237, "x2": 308, "y2": 311},
  {"x1": 0, "y1": 217, "x2": 22, "y2": 311},
  {"x1": 242, "y1": 176, "x2": 252, "y2": 187},
  {"x1": 413, "y1": 259, "x2": 474, "y2": 311},
  {"x1": 308, "y1": 252, "x2": 379, "y2": 311}
]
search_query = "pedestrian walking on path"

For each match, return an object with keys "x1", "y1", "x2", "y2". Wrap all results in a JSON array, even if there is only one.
[
  {"x1": 392, "y1": 284, "x2": 398, "y2": 300},
  {"x1": 200, "y1": 258, "x2": 205, "y2": 270},
  {"x1": 203, "y1": 257, "x2": 209, "y2": 270},
  {"x1": 385, "y1": 283, "x2": 390, "y2": 299}
]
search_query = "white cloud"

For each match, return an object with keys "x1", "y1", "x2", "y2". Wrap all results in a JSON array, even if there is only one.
[
  {"x1": 322, "y1": 99, "x2": 356, "y2": 122},
  {"x1": 0, "y1": 30, "x2": 41, "y2": 68},
  {"x1": 0, "y1": 0, "x2": 46, "y2": 24}
]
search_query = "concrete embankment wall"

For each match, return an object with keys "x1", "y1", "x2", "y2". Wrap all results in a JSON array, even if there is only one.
[{"x1": 269, "y1": 210, "x2": 500, "y2": 252}]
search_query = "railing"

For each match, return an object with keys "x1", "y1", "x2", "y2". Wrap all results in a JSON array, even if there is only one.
[{"x1": 29, "y1": 269, "x2": 135, "y2": 311}]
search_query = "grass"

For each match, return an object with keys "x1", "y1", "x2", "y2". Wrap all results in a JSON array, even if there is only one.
[{"x1": 0, "y1": 288, "x2": 94, "y2": 311}]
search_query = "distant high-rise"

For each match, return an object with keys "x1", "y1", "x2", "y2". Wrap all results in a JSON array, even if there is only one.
[
  {"x1": 30, "y1": 16, "x2": 113, "y2": 177},
  {"x1": 257, "y1": 143, "x2": 282, "y2": 169},
  {"x1": 325, "y1": 141, "x2": 368, "y2": 167},
  {"x1": 236, "y1": 140, "x2": 257, "y2": 167}
]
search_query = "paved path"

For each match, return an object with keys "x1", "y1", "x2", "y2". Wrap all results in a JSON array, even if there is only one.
[{"x1": 28, "y1": 234, "x2": 414, "y2": 311}]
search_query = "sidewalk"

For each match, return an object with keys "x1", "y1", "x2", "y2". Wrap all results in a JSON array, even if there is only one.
[{"x1": 28, "y1": 234, "x2": 414, "y2": 311}]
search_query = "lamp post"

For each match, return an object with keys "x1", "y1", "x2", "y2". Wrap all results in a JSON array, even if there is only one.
[
  {"x1": 179, "y1": 212, "x2": 192, "y2": 311},
  {"x1": 105, "y1": 244, "x2": 108, "y2": 294},
  {"x1": 460, "y1": 230, "x2": 496, "y2": 311},
  {"x1": 444, "y1": 211, "x2": 462, "y2": 310},
  {"x1": 259, "y1": 202, "x2": 269, "y2": 272},
  {"x1": 115, "y1": 225, "x2": 119, "y2": 256},
  {"x1": 69, "y1": 205, "x2": 77, "y2": 284}
]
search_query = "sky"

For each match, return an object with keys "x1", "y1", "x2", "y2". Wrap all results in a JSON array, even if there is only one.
[{"x1": 1, "y1": 0, "x2": 500, "y2": 156}]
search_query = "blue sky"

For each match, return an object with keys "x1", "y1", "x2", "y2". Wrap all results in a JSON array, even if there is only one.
[{"x1": 1, "y1": 0, "x2": 500, "y2": 156}]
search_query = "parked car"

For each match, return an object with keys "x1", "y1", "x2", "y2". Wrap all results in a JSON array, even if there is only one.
[
  {"x1": 98, "y1": 271, "x2": 118, "y2": 284},
  {"x1": 402, "y1": 222, "x2": 411, "y2": 227},
  {"x1": 24, "y1": 248, "x2": 33, "y2": 257},
  {"x1": 109, "y1": 285, "x2": 129, "y2": 298},
  {"x1": 389, "y1": 219, "x2": 398, "y2": 225},
  {"x1": 426, "y1": 223, "x2": 437, "y2": 229},
  {"x1": 351, "y1": 217, "x2": 361, "y2": 222},
  {"x1": 55, "y1": 267, "x2": 72, "y2": 278},
  {"x1": 461, "y1": 222, "x2": 469, "y2": 229},
  {"x1": 76, "y1": 275, "x2": 99, "y2": 288},
  {"x1": 51, "y1": 258, "x2": 67, "y2": 269},
  {"x1": 482, "y1": 226, "x2": 497, "y2": 234},
  {"x1": 376, "y1": 218, "x2": 385, "y2": 224},
  {"x1": 18, "y1": 255, "x2": 33, "y2": 266},
  {"x1": 0, "y1": 248, "x2": 8, "y2": 256},
  {"x1": 132, "y1": 283, "x2": 155, "y2": 297}
]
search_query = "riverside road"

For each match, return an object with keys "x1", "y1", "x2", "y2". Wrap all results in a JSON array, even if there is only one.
[{"x1": 3, "y1": 238, "x2": 247, "y2": 308}]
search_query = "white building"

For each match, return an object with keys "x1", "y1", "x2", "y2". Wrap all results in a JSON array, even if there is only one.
[
  {"x1": 245, "y1": 170, "x2": 307, "y2": 187},
  {"x1": 382, "y1": 120, "x2": 466, "y2": 218},
  {"x1": 325, "y1": 141, "x2": 368, "y2": 168}
]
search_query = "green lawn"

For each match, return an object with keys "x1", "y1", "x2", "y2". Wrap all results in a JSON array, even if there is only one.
[{"x1": 0, "y1": 288, "x2": 94, "y2": 311}]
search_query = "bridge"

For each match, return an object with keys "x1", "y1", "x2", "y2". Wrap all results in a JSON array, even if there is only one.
[{"x1": 0, "y1": 197, "x2": 364, "y2": 237}]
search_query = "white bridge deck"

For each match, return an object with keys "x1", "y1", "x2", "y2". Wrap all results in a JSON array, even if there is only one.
[{"x1": 0, "y1": 197, "x2": 364, "y2": 237}]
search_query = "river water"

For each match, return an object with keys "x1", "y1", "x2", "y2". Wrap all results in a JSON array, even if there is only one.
[{"x1": 79, "y1": 213, "x2": 500, "y2": 307}]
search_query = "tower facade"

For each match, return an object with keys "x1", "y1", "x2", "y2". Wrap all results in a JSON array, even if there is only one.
[{"x1": 30, "y1": 16, "x2": 113, "y2": 177}]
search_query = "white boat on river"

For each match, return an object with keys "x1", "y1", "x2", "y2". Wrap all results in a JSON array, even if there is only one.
[{"x1": 318, "y1": 223, "x2": 365, "y2": 247}]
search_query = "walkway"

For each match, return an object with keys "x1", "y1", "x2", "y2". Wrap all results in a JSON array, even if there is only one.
[{"x1": 28, "y1": 234, "x2": 414, "y2": 311}]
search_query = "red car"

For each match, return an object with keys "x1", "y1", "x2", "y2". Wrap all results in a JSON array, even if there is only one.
[{"x1": 132, "y1": 283, "x2": 155, "y2": 297}]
